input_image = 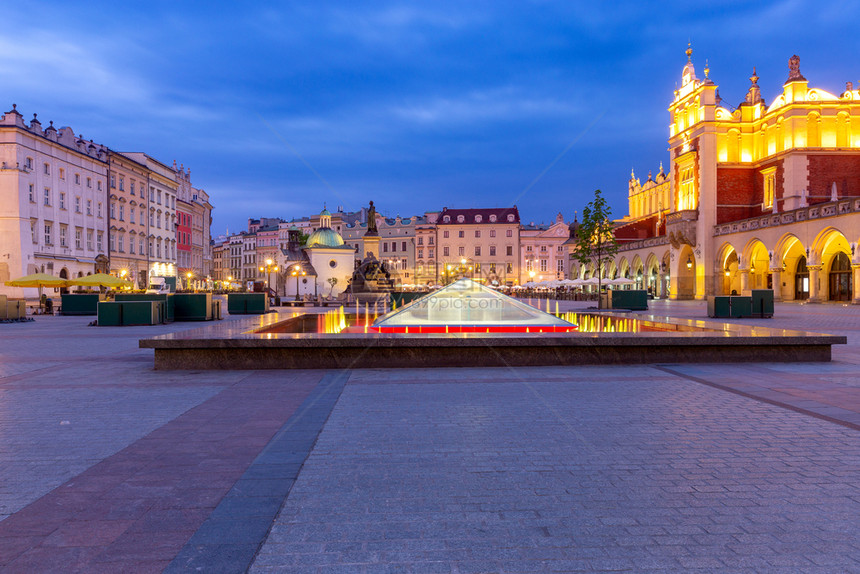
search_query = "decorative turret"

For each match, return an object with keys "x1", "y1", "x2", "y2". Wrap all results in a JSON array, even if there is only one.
[
  {"x1": 744, "y1": 68, "x2": 763, "y2": 105},
  {"x1": 681, "y1": 42, "x2": 698, "y2": 88}
]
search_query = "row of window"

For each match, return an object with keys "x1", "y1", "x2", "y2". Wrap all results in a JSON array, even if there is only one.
[
  {"x1": 441, "y1": 213, "x2": 515, "y2": 224},
  {"x1": 526, "y1": 260, "x2": 566, "y2": 272},
  {"x1": 23, "y1": 158, "x2": 101, "y2": 190},
  {"x1": 415, "y1": 261, "x2": 516, "y2": 274},
  {"x1": 29, "y1": 185, "x2": 103, "y2": 217},
  {"x1": 109, "y1": 203, "x2": 174, "y2": 229},
  {"x1": 441, "y1": 245, "x2": 515, "y2": 257},
  {"x1": 111, "y1": 176, "x2": 176, "y2": 209},
  {"x1": 109, "y1": 234, "x2": 175, "y2": 260},
  {"x1": 31, "y1": 221, "x2": 102, "y2": 252},
  {"x1": 381, "y1": 241, "x2": 408, "y2": 253},
  {"x1": 525, "y1": 245, "x2": 565, "y2": 253},
  {"x1": 442, "y1": 229, "x2": 513, "y2": 239}
]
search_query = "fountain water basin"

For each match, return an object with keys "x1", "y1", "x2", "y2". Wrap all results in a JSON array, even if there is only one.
[{"x1": 140, "y1": 283, "x2": 846, "y2": 369}]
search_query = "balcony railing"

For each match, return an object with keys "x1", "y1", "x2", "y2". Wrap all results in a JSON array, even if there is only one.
[{"x1": 713, "y1": 198, "x2": 860, "y2": 236}]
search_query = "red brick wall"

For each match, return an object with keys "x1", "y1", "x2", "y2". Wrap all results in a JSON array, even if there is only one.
[
  {"x1": 806, "y1": 155, "x2": 860, "y2": 205},
  {"x1": 615, "y1": 215, "x2": 660, "y2": 241},
  {"x1": 716, "y1": 159, "x2": 782, "y2": 224}
]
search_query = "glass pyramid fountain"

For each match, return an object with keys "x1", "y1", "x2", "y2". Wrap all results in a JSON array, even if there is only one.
[{"x1": 373, "y1": 278, "x2": 577, "y2": 333}]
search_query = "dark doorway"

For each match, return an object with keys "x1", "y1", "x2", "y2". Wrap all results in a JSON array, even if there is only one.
[
  {"x1": 795, "y1": 256, "x2": 809, "y2": 300},
  {"x1": 829, "y1": 252, "x2": 852, "y2": 302}
]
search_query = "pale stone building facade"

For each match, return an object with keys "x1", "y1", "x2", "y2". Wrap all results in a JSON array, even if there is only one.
[
  {"x1": 107, "y1": 152, "x2": 150, "y2": 288},
  {"x1": 0, "y1": 105, "x2": 110, "y2": 298},
  {"x1": 435, "y1": 207, "x2": 521, "y2": 286},
  {"x1": 122, "y1": 153, "x2": 178, "y2": 284},
  {"x1": 520, "y1": 213, "x2": 570, "y2": 283}
]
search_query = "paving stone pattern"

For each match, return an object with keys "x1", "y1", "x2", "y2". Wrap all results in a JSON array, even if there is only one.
[
  {"x1": 2, "y1": 304, "x2": 860, "y2": 573},
  {"x1": 251, "y1": 372, "x2": 860, "y2": 573},
  {"x1": 165, "y1": 370, "x2": 349, "y2": 574}
]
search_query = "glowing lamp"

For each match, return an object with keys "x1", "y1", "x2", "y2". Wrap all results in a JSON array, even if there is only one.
[{"x1": 686, "y1": 255, "x2": 693, "y2": 270}]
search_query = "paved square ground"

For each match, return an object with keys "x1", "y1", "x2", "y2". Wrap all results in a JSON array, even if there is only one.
[{"x1": 1, "y1": 300, "x2": 859, "y2": 573}]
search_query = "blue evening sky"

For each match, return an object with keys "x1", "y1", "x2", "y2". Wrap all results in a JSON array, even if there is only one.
[{"x1": 5, "y1": 1, "x2": 860, "y2": 234}]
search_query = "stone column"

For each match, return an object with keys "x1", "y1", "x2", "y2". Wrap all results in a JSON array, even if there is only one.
[
  {"x1": 658, "y1": 273, "x2": 668, "y2": 299},
  {"x1": 740, "y1": 269, "x2": 750, "y2": 296},
  {"x1": 770, "y1": 269, "x2": 782, "y2": 302},
  {"x1": 852, "y1": 265, "x2": 860, "y2": 304},
  {"x1": 808, "y1": 265, "x2": 822, "y2": 303}
]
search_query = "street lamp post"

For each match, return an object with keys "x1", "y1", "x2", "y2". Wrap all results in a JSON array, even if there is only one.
[
  {"x1": 291, "y1": 264, "x2": 305, "y2": 301},
  {"x1": 259, "y1": 258, "x2": 279, "y2": 296}
]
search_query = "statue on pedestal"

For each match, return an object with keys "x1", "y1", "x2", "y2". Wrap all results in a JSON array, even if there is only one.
[{"x1": 366, "y1": 201, "x2": 378, "y2": 235}]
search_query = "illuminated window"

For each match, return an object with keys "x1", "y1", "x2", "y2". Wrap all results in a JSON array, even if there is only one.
[
  {"x1": 678, "y1": 166, "x2": 695, "y2": 210},
  {"x1": 761, "y1": 167, "x2": 776, "y2": 210}
]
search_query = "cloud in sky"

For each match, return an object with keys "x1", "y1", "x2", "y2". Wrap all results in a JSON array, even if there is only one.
[{"x1": 5, "y1": 1, "x2": 860, "y2": 234}]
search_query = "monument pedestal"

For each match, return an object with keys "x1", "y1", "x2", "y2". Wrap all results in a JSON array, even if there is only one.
[{"x1": 363, "y1": 233, "x2": 380, "y2": 259}]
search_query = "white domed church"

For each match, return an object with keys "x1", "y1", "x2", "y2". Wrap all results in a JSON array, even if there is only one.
[{"x1": 280, "y1": 206, "x2": 356, "y2": 300}]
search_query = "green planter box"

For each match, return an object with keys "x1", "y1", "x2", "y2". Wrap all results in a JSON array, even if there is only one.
[
  {"x1": 116, "y1": 293, "x2": 174, "y2": 323},
  {"x1": 174, "y1": 293, "x2": 213, "y2": 321},
  {"x1": 61, "y1": 293, "x2": 101, "y2": 315},
  {"x1": 610, "y1": 290, "x2": 648, "y2": 310},
  {"x1": 98, "y1": 301, "x2": 163, "y2": 326},
  {"x1": 750, "y1": 289, "x2": 774, "y2": 318},
  {"x1": 227, "y1": 293, "x2": 269, "y2": 315},
  {"x1": 708, "y1": 296, "x2": 753, "y2": 318}
]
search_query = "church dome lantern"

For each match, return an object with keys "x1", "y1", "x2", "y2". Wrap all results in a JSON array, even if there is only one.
[{"x1": 306, "y1": 205, "x2": 345, "y2": 248}]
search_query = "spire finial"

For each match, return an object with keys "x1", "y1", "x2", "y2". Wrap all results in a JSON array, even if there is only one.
[
  {"x1": 750, "y1": 67, "x2": 759, "y2": 85},
  {"x1": 704, "y1": 59, "x2": 709, "y2": 79},
  {"x1": 686, "y1": 40, "x2": 692, "y2": 62}
]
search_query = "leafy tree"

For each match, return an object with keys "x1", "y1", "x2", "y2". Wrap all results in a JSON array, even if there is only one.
[
  {"x1": 327, "y1": 276, "x2": 338, "y2": 296},
  {"x1": 571, "y1": 189, "x2": 618, "y2": 308}
]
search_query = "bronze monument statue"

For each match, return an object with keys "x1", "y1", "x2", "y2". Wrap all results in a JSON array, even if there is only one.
[{"x1": 366, "y1": 201, "x2": 378, "y2": 235}]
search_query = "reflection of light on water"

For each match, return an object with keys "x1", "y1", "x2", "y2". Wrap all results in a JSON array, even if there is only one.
[
  {"x1": 321, "y1": 307, "x2": 347, "y2": 334},
  {"x1": 570, "y1": 312, "x2": 640, "y2": 333}
]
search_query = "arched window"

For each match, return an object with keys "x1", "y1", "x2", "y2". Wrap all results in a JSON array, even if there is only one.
[
  {"x1": 807, "y1": 112, "x2": 820, "y2": 147},
  {"x1": 837, "y1": 112, "x2": 850, "y2": 147}
]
